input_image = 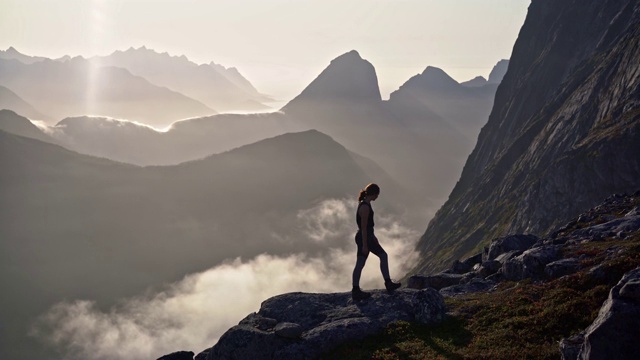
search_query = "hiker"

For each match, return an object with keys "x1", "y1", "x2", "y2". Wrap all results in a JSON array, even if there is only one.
[{"x1": 351, "y1": 183, "x2": 401, "y2": 301}]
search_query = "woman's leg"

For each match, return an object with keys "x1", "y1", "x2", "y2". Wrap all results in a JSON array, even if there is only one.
[
  {"x1": 352, "y1": 254, "x2": 368, "y2": 288},
  {"x1": 368, "y1": 237, "x2": 391, "y2": 281}
]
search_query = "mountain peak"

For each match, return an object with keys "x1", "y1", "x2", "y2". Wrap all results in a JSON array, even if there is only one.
[
  {"x1": 283, "y1": 50, "x2": 381, "y2": 109},
  {"x1": 460, "y1": 76, "x2": 488, "y2": 88},
  {"x1": 488, "y1": 59, "x2": 509, "y2": 84},
  {"x1": 6, "y1": 46, "x2": 19, "y2": 54},
  {"x1": 421, "y1": 66, "x2": 460, "y2": 88}
]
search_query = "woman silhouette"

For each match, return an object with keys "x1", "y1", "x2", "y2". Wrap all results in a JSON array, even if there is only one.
[{"x1": 351, "y1": 183, "x2": 401, "y2": 301}]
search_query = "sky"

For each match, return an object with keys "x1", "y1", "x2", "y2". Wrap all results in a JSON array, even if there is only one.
[{"x1": 0, "y1": 0, "x2": 530, "y2": 101}]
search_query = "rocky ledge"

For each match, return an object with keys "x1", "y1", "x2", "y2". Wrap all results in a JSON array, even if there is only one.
[{"x1": 159, "y1": 289, "x2": 445, "y2": 360}]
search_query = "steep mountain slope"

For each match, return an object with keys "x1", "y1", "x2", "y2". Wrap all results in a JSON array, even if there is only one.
[
  {"x1": 0, "y1": 57, "x2": 215, "y2": 127},
  {"x1": 0, "y1": 86, "x2": 51, "y2": 121},
  {"x1": 412, "y1": 0, "x2": 640, "y2": 273},
  {"x1": 91, "y1": 46, "x2": 272, "y2": 112},
  {"x1": 0, "y1": 129, "x2": 396, "y2": 359}
]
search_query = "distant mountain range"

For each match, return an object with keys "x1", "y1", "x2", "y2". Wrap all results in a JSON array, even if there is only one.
[
  {"x1": 0, "y1": 51, "x2": 507, "y2": 212},
  {"x1": 0, "y1": 47, "x2": 273, "y2": 125},
  {"x1": 90, "y1": 46, "x2": 273, "y2": 112}
]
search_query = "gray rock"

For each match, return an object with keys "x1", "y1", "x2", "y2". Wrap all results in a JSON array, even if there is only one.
[
  {"x1": 450, "y1": 252, "x2": 483, "y2": 274},
  {"x1": 274, "y1": 322, "x2": 303, "y2": 339},
  {"x1": 624, "y1": 206, "x2": 639, "y2": 217},
  {"x1": 578, "y1": 267, "x2": 640, "y2": 359},
  {"x1": 157, "y1": 351, "x2": 194, "y2": 360},
  {"x1": 439, "y1": 278, "x2": 496, "y2": 297},
  {"x1": 503, "y1": 246, "x2": 561, "y2": 281},
  {"x1": 207, "y1": 289, "x2": 445, "y2": 360},
  {"x1": 484, "y1": 234, "x2": 538, "y2": 261},
  {"x1": 545, "y1": 258, "x2": 581, "y2": 279},
  {"x1": 572, "y1": 216, "x2": 640, "y2": 240},
  {"x1": 619, "y1": 279, "x2": 640, "y2": 300},
  {"x1": 407, "y1": 273, "x2": 464, "y2": 290},
  {"x1": 560, "y1": 333, "x2": 584, "y2": 360},
  {"x1": 478, "y1": 260, "x2": 501, "y2": 277},
  {"x1": 239, "y1": 313, "x2": 277, "y2": 331}
]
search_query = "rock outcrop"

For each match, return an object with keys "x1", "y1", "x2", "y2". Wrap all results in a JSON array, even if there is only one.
[
  {"x1": 409, "y1": 192, "x2": 640, "y2": 299},
  {"x1": 412, "y1": 0, "x2": 640, "y2": 274},
  {"x1": 200, "y1": 289, "x2": 445, "y2": 360}
]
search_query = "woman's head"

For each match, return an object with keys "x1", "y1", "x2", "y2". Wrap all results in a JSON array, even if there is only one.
[{"x1": 358, "y1": 183, "x2": 380, "y2": 202}]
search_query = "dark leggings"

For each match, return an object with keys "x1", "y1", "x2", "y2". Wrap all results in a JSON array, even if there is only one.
[{"x1": 352, "y1": 230, "x2": 390, "y2": 287}]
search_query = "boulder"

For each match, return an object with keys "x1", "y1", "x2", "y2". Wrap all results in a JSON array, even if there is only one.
[
  {"x1": 577, "y1": 267, "x2": 640, "y2": 359},
  {"x1": 503, "y1": 246, "x2": 561, "y2": 281},
  {"x1": 545, "y1": 258, "x2": 581, "y2": 279},
  {"x1": 478, "y1": 260, "x2": 501, "y2": 277},
  {"x1": 560, "y1": 333, "x2": 584, "y2": 360},
  {"x1": 439, "y1": 278, "x2": 496, "y2": 298},
  {"x1": 450, "y1": 252, "x2": 483, "y2": 274},
  {"x1": 207, "y1": 289, "x2": 445, "y2": 359},
  {"x1": 157, "y1": 351, "x2": 195, "y2": 360},
  {"x1": 484, "y1": 234, "x2": 538, "y2": 261},
  {"x1": 407, "y1": 273, "x2": 464, "y2": 290}
]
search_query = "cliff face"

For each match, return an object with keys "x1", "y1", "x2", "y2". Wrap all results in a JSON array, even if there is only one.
[{"x1": 413, "y1": 0, "x2": 640, "y2": 273}]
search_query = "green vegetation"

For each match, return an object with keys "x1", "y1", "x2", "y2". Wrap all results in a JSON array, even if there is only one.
[{"x1": 327, "y1": 232, "x2": 640, "y2": 360}]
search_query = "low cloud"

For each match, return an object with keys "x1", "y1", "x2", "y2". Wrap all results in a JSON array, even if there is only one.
[{"x1": 33, "y1": 199, "x2": 420, "y2": 360}]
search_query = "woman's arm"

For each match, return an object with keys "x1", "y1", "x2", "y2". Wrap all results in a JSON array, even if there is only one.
[{"x1": 358, "y1": 205, "x2": 370, "y2": 255}]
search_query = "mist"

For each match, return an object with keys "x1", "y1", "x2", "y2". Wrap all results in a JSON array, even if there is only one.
[{"x1": 31, "y1": 199, "x2": 420, "y2": 360}]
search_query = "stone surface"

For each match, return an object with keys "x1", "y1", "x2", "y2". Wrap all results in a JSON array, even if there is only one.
[
  {"x1": 274, "y1": 322, "x2": 303, "y2": 339},
  {"x1": 503, "y1": 246, "x2": 561, "y2": 281},
  {"x1": 157, "y1": 351, "x2": 195, "y2": 360},
  {"x1": 577, "y1": 267, "x2": 640, "y2": 359},
  {"x1": 485, "y1": 235, "x2": 539, "y2": 261},
  {"x1": 439, "y1": 278, "x2": 496, "y2": 298},
  {"x1": 207, "y1": 289, "x2": 445, "y2": 359},
  {"x1": 560, "y1": 333, "x2": 584, "y2": 360},
  {"x1": 407, "y1": 273, "x2": 464, "y2": 290},
  {"x1": 545, "y1": 258, "x2": 581, "y2": 279}
]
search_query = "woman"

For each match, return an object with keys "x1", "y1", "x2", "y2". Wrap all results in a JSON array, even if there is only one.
[{"x1": 352, "y1": 183, "x2": 401, "y2": 301}]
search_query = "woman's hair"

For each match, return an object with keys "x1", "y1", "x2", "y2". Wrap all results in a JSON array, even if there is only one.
[{"x1": 358, "y1": 183, "x2": 380, "y2": 201}]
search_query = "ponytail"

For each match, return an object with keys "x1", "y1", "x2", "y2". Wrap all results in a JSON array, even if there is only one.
[{"x1": 358, "y1": 183, "x2": 380, "y2": 202}]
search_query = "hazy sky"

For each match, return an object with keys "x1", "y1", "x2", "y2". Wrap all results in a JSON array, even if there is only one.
[{"x1": 1, "y1": 0, "x2": 530, "y2": 100}]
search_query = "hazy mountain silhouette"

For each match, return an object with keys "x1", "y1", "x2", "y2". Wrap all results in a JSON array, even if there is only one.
[
  {"x1": 0, "y1": 46, "x2": 50, "y2": 64},
  {"x1": 387, "y1": 64, "x2": 501, "y2": 141},
  {"x1": 0, "y1": 128, "x2": 408, "y2": 359},
  {"x1": 0, "y1": 56, "x2": 216, "y2": 127},
  {"x1": 460, "y1": 76, "x2": 488, "y2": 87},
  {"x1": 280, "y1": 50, "x2": 492, "y2": 208},
  {"x1": 411, "y1": 0, "x2": 640, "y2": 274},
  {"x1": 0, "y1": 85, "x2": 52, "y2": 121},
  {"x1": 91, "y1": 46, "x2": 272, "y2": 113},
  {"x1": 14, "y1": 50, "x2": 503, "y2": 213},
  {"x1": 0, "y1": 109, "x2": 58, "y2": 144}
]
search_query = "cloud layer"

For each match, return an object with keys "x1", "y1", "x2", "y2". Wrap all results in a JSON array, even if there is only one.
[{"x1": 33, "y1": 199, "x2": 420, "y2": 360}]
